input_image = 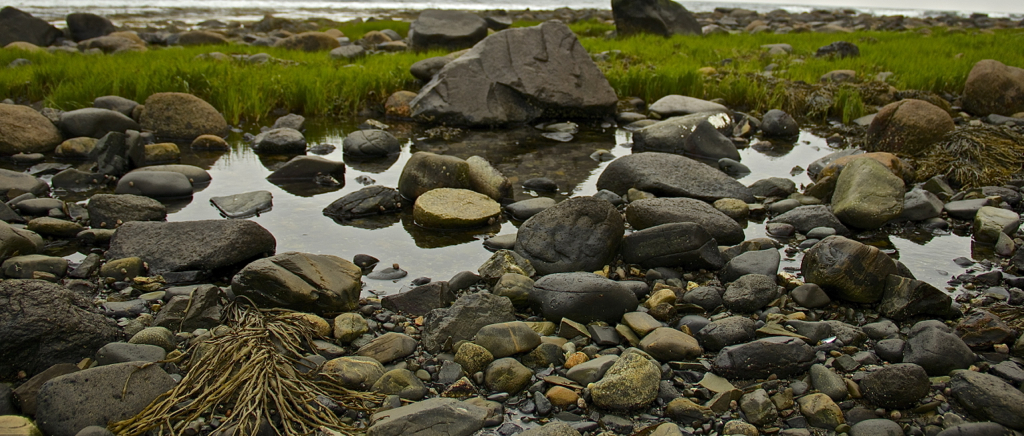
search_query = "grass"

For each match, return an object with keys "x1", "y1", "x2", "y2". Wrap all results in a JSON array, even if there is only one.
[{"x1": 1, "y1": 20, "x2": 1022, "y2": 124}]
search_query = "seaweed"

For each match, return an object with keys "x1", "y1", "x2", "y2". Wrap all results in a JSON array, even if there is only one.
[{"x1": 915, "y1": 125, "x2": 1024, "y2": 189}]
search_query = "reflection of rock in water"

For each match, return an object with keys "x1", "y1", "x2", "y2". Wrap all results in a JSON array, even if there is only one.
[
  {"x1": 328, "y1": 212, "x2": 401, "y2": 230},
  {"x1": 751, "y1": 138, "x2": 797, "y2": 157},
  {"x1": 159, "y1": 196, "x2": 194, "y2": 214},
  {"x1": 344, "y1": 153, "x2": 400, "y2": 174},
  {"x1": 400, "y1": 211, "x2": 499, "y2": 249},
  {"x1": 273, "y1": 182, "x2": 343, "y2": 198},
  {"x1": 412, "y1": 126, "x2": 614, "y2": 202}
]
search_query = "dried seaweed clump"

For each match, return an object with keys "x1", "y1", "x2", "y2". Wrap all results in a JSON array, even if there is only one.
[
  {"x1": 110, "y1": 302, "x2": 386, "y2": 436},
  {"x1": 915, "y1": 125, "x2": 1024, "y2": 189}
]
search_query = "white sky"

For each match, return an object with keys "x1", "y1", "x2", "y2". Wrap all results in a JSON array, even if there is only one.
[{"x1": 710, "y1": 0, "x2": 1024, "y2": 14}]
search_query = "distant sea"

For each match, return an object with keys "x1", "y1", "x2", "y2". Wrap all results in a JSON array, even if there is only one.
[{"x1": 7, "y1": 0, "x2": 1022, "y2": 25}]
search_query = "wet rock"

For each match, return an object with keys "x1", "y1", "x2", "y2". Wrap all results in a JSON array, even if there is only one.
[
  {"x1": 639, "y1": 327, "x2": 701, "y2": 361},
  {"x1": 719, "y1": 157, "x2": 751, "y2": 176},
  {"x1": 0, "y1": 7, "x2": 62, "y2": 47},
  {"x1": 484, "y1": 357, "x2": 532, "y2": 394},
  {"x1": 0, "y1": 103, "x2": 63, "y2": 156},
  {"x1": 767, "y1": 205, "x2": 849, "y2": 234},
  {"x1": 2, "y1": 254, "x2": 67, "y2": 279},
  {"x1": 974, "y1": 206, "x2": 1020, "y2": 244},
  {"x1": 648, "y1": 96, "x2": 728, "y2": 118},
  {"x1": 831, "y1": 158, "x2": 904, "y2": 230},
  {"x1": 191, "y1": 134, "x2": 230, "y2": 151},
  {"x1": 95, "y1": 343, "x2": 166, "y2": 366},
  {"x1": 506, "y1": 197, "x2": 557, "y2": 221},
  {"x1": 58, "y1": 108, "x2": 140, "y2": 140},
  {"x1": 597, "y1": 152, "x2": 754, "y2": 203},
  {"x1": 373, "y1": 369, "x2": 428, "y2": 400},
  {"x1": 665, "y1": 397, "x2": 714, "y2": 423},
  {"x1": 514, "y1": 197, "x2": 623, "y2": 275},
  {"x1": 356, "y1": 333, "x2": 417, "y2": 365},
  {"x1": 473, "y1": 321, "x2": 541, "y2": 358},
  {"x1": 266, "y1": 155, "x2": 344, "y2": 183},
  {"x1": 935, "y1": 423, "x2": 1015, "y2": 436},
  {"x1": 26, "y1": 216, "x2": 82, "y2": 238},
  {"x1": 611, "y1": 0, "x2": 701, "y2": 36},
  {"x1": 413, "y1": 188, "x2": 500, "y2": 229},
  {"x1": 797, "y1": 393, "x2": 845, "y2": 429},
  {"x1": 945, "y1": 198, "x2": 992, "y2": 221},
  {"x1": 956, "y1": 310, "x2": 1016, "y2": 349},
  {"x1": 106, "y1": 219, "x2": 276, "y2": 274},
  {"x1": 859, "y1": 363, "x2": 929, "y2": 409},
  {"x1": 54, "y1": 137, "x2": 97, "y2": 159},
  {"x1": 740, "y1": 388, "x2": 778, "y2": 426},
  {"x1": 723, "y1": 274, "x2": 779, "y2": 313},
  {"x1": 35, "y1": 362, "x2": 175, "y2": 436},
  {"x1": 323, "y1": 185, "x2": 402, "y2": 221},
  {"x1": 904, "y1": 321, "x2": 976, "y2": 376},
  {"x1": 620, "y1": 222, "x2": 724, "y2": 270},
  {"x1": 115, "y1": 170, "x2": 193, "y2": 198},
  {"x1": 410, "y1": 21, "x2": 616, "y2": 125},
  {"x1": 721, "y1": 249, "x2": 781, "y2": 283},
  {"x1": 423, "y1": 292, "x2": 515, "y2": 353},
  {"x1": 849, "y1": 419, "x2": 903, "y2": 436},
  {"x1": 408, "y1": 9, "x2": 487, "y2": 51},
  {"x1": 626, "y1": 197, "x2": 744, "y2": 245},
  {"x1": 322, "y1": 356, "x2": 385, "y2": 390},
  {"x1": 478, "y1": 249, "x2": 535, "y2": 283},
  {"x1": 366, "y1": 397, "x2": 488, "y2": 436},
  {"x1": 0, "y1": 279, "x2": 120, "y2": 379},
  {"x1": 802, "y1": 235, "x2": 898, "y2": 303},
  {"x1": 232, "y1": 252, "x2": 361, "y2": 314},
  {"x1": 130, "y1": 164, "x2": 211, "y2": 186},
  {"x1": 492, "y1": 273, "x2": 534, "y2": 307},
  {"x1": 210, "y1": 190, "x2": 273, "y2": 218},
  {"x1": 382, "y1": 281, "x2": 455, "y2": 317},
  {"x1": 879, "y1": 275, "x2": 952, "y2": 320},
  {"x1": 523, "y1": 177, "x2": 558, "y2": 192},
  {"x1": 901, "y1": 187, "x2": 944, "y2": 221},
  {"x1": 465, "y1": 156, "x2": 512, "y2": 201},
  {"x1": 251, "y1": 128, "x2": 306, "y2": 154},
  {"x1": 749, "y1": 177, "x2": 797, "y2": 199},
  {"x1": 950, "y1": 369, "x2": 1024, "y2": 430},
  {"x1": 398, "y1": 152, "x2": 472, "y2": 200},
  {"x1": 699, "y1": 316, "x2": 755, "y2": 351},
  {"x1": 761, "y1": 109, "x2": 799, "y2": 138},
  {"x1": 138, "y1": 92, "x2": 229, "y2": 141},
  {"x1": 962, "y1": 59, "x2": 1024, "y2": 117},
  {"x1": 343, "y1": 129, "x2": 400, "y2": 158},
  {"x1": 87, "y1": 193, "x2": 166, "y2": 228},
  {"x1": 865, "y1": 99, "x2": 955, "y2": 156},
  {"x1": 590, "y1": 349, "x2": 661, "y2": 410},
  {"x1": 713, "y1": 336, "x2": 815, "y2": 379},
  {"x1": 681, "y1": 285, "x2": 723, "y2": 311},
  {"x1": 530, "y1": 272, "x2": 638, "y2": 324}
]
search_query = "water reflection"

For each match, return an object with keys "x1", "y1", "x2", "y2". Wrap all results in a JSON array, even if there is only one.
[{"x1": 400, "y1": 213, "x2": 501, "y2": 249}]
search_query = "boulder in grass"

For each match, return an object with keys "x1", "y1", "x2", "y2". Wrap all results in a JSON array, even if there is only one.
[
  {"x1": 138, "y1": 92, "x2": 229, "y2": 141},
  {"x1": 232, "y1": 252, "x2": 362, "y2": 314},
  {"x1": 106, "y1": 220, "x2": 276, "y2": 274},
  {"x1": 0, "y1": 103, "x2": 63, "y2": 156},
  {"x1": 0, "y1": 7, "x2": 62, "y2": 47},
  {"x1": 408, "y1": 9, "x2": 488, "y2": 52},
  {"x1": 962, "y1": 59, "x2": 1024, "y2": 117},
  {"x1": 274, "y1": 31, "x2": 340, "y2": 51},
  {"x1": 611, "y1": 0, "x2": 702, "y2": 37},
  {"x1": 66, "y1": 13, "x2": 115, "y2": 42},
  {"x1": 171, "y1": 30, "x2": 229, "y2": 46}
]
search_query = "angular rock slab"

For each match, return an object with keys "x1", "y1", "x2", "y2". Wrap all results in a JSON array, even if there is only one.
[
  {"x1": 713, "y1": 336, "x2": 815, "y2": 379},
  {"x1": 210, "y1": 190, "x2": 273, "y2": 218},
  {"x1": 801, "y1": 235, "x2": 898, "y2": 303},
  {"x1": 106, "y1": 220, "x2": 276, "y2": 274},
  {"x1": 367, "y1": 397, "x2": 489, "y2": 436},
  {"x1": 232, "y1": 252, "x2": 362, "y2": 314},
  {"x1": 831, "y1": 157, "x2": 905, "y2": 230},
  {"x1": 950, "y1": 369, "x2": 1024, "y2": 430},
  {"x1": 625, "y1": 196, "x2": 745, "y2": 245},
  {"x1": 323, "y1": 185, "x2": 403, "y2": 220},
  {"x1": 413, "y1": 188, "x2": 500, "y2": 229},
  {"x1": 597, "y1": 152, "x2": 754, "y2": 203},
  {"x1": 514, "y1": 196, "x2": 623, "y2": 275},
  {"x1": 611, "y1": 0, "x2": 701, "y2": 37},
  {"x1": 410, "y1": 21, "x2": 617, "y2": 126}
]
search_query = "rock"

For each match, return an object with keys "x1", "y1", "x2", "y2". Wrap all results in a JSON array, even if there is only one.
[
  {"x1": 723, "y1": 274, "x2": 779, "y2": 313},
  {"x1": 398, "y1": 152, "x2": 472, "y2": 200},
  {"x1": 0, "y1": 103, "x2": 63, "y2": 156},
  {"x1": 413, "y1": 188, "x2": 500, "y2": 229},
  {"x1": 356, "y1": 333, "x2": 417, "y2": 365},
  {"x1": 632, "y1": 112, "x2": 730, "y2": 153},
  {"x1": 322, "y1": 186, "x2": 402, "y2": 222},
  {"x1": 26, "y1": 217, "x2": 82, "y2": 238},
  {"x1": 492, "y1": 273, "x2": 534, "y2": 307},
  {"x1": 115, "y1": 171, "x2": 193, "y2": 198},
  {"x1": 95, "y1": 343, "x2": 166, "y2": 366},
  {"x1": 367, "y1": 398, "x2": 488, "y2": 436},
  {"x1": 139, "y1": 92, "x2": 229, "y2": 141},
  {"x1": 904, "y1": 321, "x2": 976, "y2": 376},
  {"x1": 831, "y1": 158, "x2": 904, "y2": 230},
  {"x1": 974, "y1": 206, "x2": 1020, "y2": 244},
  {"x1": 957, "y1": 310, "x2": 1016, "y2": 350},
  {"x1": 382, "y1": 281, "x2": 455, "y2": 317},
  {"x1": 373, "y1": 369, "x2": 428, "y2": 400},
  {"x1": 950, "y1": 369, "x2": 1024, "y2": 429},
  {"x1": 454, "y1": 342, "x2": 494, "y2": 375},
  {"x1": 2, "y1": 254, "x2": 67, "y2": 279},
  {"x1": 0, "y1": 7, "x2": 62, "y2": 47},
  {"x1": 322, "y1": 356, "x2": 385, "y2": 390},
  {"x1": 0, "y1": 415, "x2": 42, "y2": 436},
  {"x1": 506, "y1": 197, "x2": 557, "y2": 221},
  {"x1": 54, "y1": 137, "x2": 97, "y2": 159},
  {"x1": 478, "y1": 249, "x2": 535, "y2": 283},
  {"x1": 93, "y1": 95, "x2": 138, "y2": 116},
  {"x1": 0, "y1": 221, "x2": 42, "y2": 262},
  {"x1": 849, "y1": 419, "x2": 904, "y2": 436},
  {"x1": 648, "y1": 96, "x2": 728, "y2": 118},
  {"x1": 945, "y1": 198, "x2": 992, "y2": 220},
  {"x1": 639, "y1": 327, "x2": 701, "y2": 361},
  {"x1": 333, "y1": 313, "x2": 368, "y2": 343},
  {"x1": 620, "y1": 222, "x2": 725, "y2": 270},
  {"x1": 714, "y1": 337, "x2": 815, "y2": 379},
  {"x1": 410, "y1": 21, "x2": 617, "y2": 126},
  {"x1": 106, "y1": 220, "x2": 276, "y2": 274},
  {"x1": 681, "y1": 285, "x2": 723, "y2": 311},
  {"x1": 86, "y1": 194, "x2": 165, "y2": 228},
  {"x1": 231, "y1": 252, "x2": 361, "y2": 314},
  {"x1": 77, "y1": 33, "x2": 145, "y2": 53},
  {"x1": 768, "y1": 205, "x2": 849, "y2": 235},
  {"x1": 423, "y1": 292, "x2": 515, "y2": 353},
  {"x1": 172, "y1": 30, "x2": 229, "y2": 46},
  {"x1": 252, "y1": 127, "x2": 306, "y2": 154},
  {"x1": 471, "y1": 321, "x2": 541, "y2": 358},
  {"x1": 590, "y1": 349, "x2": 661, "y2": 410},
  {"x1": 698, "y1": 316, "x2": 755, "y2": 351},
  {"x1": 865, "y1": 99, "x2": 955, "y2": 156},
  {"x1": 408, "y1": 10, "x2": 487, "y2": 51},
  {"x1": 409, "y1": 54, "x2": 458, "y2": 82},
  {"x1": 597, "y1": 152, "x2": 754, "y2": 203},
  {"x1": 665, "y1": 397, "x2": 714, "y2": 423},
  {"x1": 626, "y1": 197, "x2": 744, "y2": 245},
  {"x1": 343, "y1": 130, "x2": 400, "y2": 158},
  {"x1": 935, "y1": 423, "x2": 1015, "y2": 436},
  {"x1": 566, "y1": 354, "x2": 617, "y2": 385},
  {"x1": 274, "y1": 31, "x2": 340, "y2": 51},
  {"x1": 802, "y1": 236, "x2": 898, "y2": 303},
  {"x1": 210, "y1": 190, "x2": 273, "y2": 219},
  {"x1": 523, "y1": 177, "x2": 558, "y2": 192},
  {"x1": 797, "y1": 393, "x2": 845, "y2": 429},
  {"x1": 191, "y1": 134, "x2": 230, "y2": 151},
  {"x1": 879, "y1": 275, "x2": 953, "y2": 320},
  {"x1": 266, "y1": 156, "x2": 344, "y2": 186},
  {"x1": 721, "y1": 249, "x2": 781, "y2": 283},
  {"x1": 901, "y1": 188, "x2": 944, "y2": 221},
  {"x1": 484, "y1": 357, "x2": 532, "y2": 394},
  {"x1": 466, "y1": 156, "x2": 512, "y2": 201},
  {"x1": 611, "y1": 0, "x2": 701, "y2": 36},
  {"x1": 962, "y1": 59, "x2": 1024, "y2": 117},
  {"x1": 761, "y1": 109, "x2": 799, "y2": 138},
  {"x1": 35, "y1": 362, "x2": 175, "y2": 436},
  {"x1": 530, "y1": 272, "x2": 638, "y2": 324},
  {"x1": 519, "y1": 422, "x2": 581, "y2": 436},
  {"x1": 130, "y1": 165, "x2": 211, "y2": 186},
  {"x1": 740, "y1": 388, "x2": 778, "y2": 426},
  {"x1": 58, "y1": 108, "x2": 140, "y2": 140},
  {"x1": 514, "y1": 197, "x2": 623, "y2": 275},
  {"x1": 815, "y1": 41, "x2": 859, "y2": 58},
  {"x1": 859, "y1": 363, "x2": 930, "y2": 409},
  {"x1": 0, "y1": 280, "x2": 120, "y2": 379}
]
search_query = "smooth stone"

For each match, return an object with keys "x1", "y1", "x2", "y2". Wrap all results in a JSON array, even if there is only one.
[
  {"x1": 210, "y1": 190, "x2": 273, "y2": 218},
  {"x1": 115, "y1": 171, "x2": 193, "y2": 198}
]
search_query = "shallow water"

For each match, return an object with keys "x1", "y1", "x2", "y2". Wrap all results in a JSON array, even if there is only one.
[{"x1": 29, "y1": 117, "x2": 979, "y2": 297}]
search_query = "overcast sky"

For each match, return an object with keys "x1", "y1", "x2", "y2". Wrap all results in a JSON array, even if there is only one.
[{"x1": 714, "y1": 0, "x2": 1024, "y2": 14}]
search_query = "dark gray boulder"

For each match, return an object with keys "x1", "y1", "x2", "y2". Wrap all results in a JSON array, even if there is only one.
[
  {"x1": 408, "y1": 10, "x2": 488, "y2": 52},
  {"x1": 632, "y1": 112, "x2": 732, "y2": 155},
  {"x1": 850, "y1": 419, "x2": 905, "y2": 436},
  {"x1": 91, "y1": 132, "x2": 130, "y2": 177},
  {"x1": 815, "y1": 41, "x2": 860, "y2": 58},
  {"x1": 93, "y1": 96, "x2": 137, "y2": 117},
  {"x1": 251, "y1": 127, "x2": 306, "y2": 154},
  {"x1": 859, "y1": 363, "x2": 930, "y2": 409},
  {"x1": 115, "y1": 170, "x2": 194, "y2": 198},
  {"x1": 410, "y1": 21, "x2": 617, "y2": 126},
  {"x1": 323, "y1": 186, "x2": 403, "y2": 220},
  {"x1": 58, "y1": 108, "x2": 139, "y2": 139},
  {"x1": 935, "y1": 423, "x2": 1015, "y2": 436},
  {"x1": 0, "y1": 7, "x2": 62, "y2": 47},
  {"x1": 713, "y1": 337, "x2": 815, "y2": 379},
  {"x1": 721, "y1": 249, "x2": 781, "y2": 283},
  {"x1": 35, "y1": 362, "x2": 176, "y2": 436},
  {"x1": 530, "y1": 272, "x2": 638, "y2": 324},
  {"x1": 620, "y1": 222, "x2": 724, "y2": 270},
  {"x1": 423, "y1": 292, "x2": 516, "y2": 353},
  {"x1": 232, "y1": 252, "x2": 362, "y2": 314},
  {"x1": 597, "y1": 152, "x2": 754, "y2": 203},
  {"x1": 343, "y1": 129, "x2": 401, "y2": 158},
  {"x1": 950, "y1": 369, "x2": 1024, "y2": 430},
  {"x1": 410, "y1": 55, "x2": 456, "y2": 82},
  {"x1": 87, "y1": 193, "x2": 166, "y2": 229},
  {"x1": 904, "y1": 321, "x2": 976, "y2": 376},
  {"x1": 626, "y1": 197, "x2": 745, "y2": 245},
  {"x1": 382, "y1": 281, "x2": 455, "y2": 317},
  {"x1": 760, "y1": 109, "x2": 799, "y2": 138},
  {"x1": 768, "y1": 205, "x2": 849, "y2": 234},
  {"x1": 698, "y1": 316, "x2": 756, "y2": 351},
  {"x1": 0, "y1": 168, "x2": 48, "y2": 197},
  {"x1": 722, "y1": 274, "x2": 779, "y2": 313},
  {"x1": 879, "y1": 275, "x2": 953, "y2": 320},
  {"x1": 611, "y1": 0, "x2": 701, "y2": 36},
  {"x1": 749, "y1": 177, "x2": 797, "y2": 198},
  {"x1": 266, "y1": 155, "x2": 345, "y2": 183},
  {"x1": 94, "y1": 343, "x2": 166, "y2": 366},
  {"x1": 505, "y1": 197, "x2": 557, "y2": 221},
  {"x1": 801, "y1": 236, "x2": 898, "y2": 303},
  {"x1": 514, "y1": 197, "x2": 624, "y2": 275},
  {"x1": 0, "y1": 279, "x2": 121, "y2": 380},
  {"x1": 106, "y1": 220, "x2": 276, "y2": 274},
  {"x1": 366, "y1": 397, "x2": 489, "y2": 436}
]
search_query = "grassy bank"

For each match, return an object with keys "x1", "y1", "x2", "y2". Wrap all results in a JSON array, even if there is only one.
[{"x1": 0, "y1": 20, "x2": 1022, "y2": 124}]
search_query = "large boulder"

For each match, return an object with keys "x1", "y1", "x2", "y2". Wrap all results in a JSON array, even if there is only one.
[
  {"x1": 410, "y1": 21, "x2": 618, "y2": 126},
  {"x1": 171, "y1": 30, "x2": 229, "y2": 46},
  {"x1": 831, "y1": 157, "x2": 905, "y2": 230},
  {"x1": 620, "y1": 222, "x2": 724, "y2": 270},
  {"x1": 950, "y1": 369, "x2": 1024, "y2": 430},
  {"x1": 273, "y1": 31, "x2": 340, "y2": 51},
  {"x1": 514, "y1": 197, "x2": 624, "y2": 275},
  {"x1": 0, "y1": 220, "x2": 43, "y2": 262},
  {"x1": 626, "y1": 197, "x2": 745, "y2": 245},
  {"x1": 66, "y1": 13, "x2": 116, "y2": 42},
  {"x1": 105, "y1": 220, "x2": 276, "y2": 274},
  {"x1": 631, "y1": 112, "x2": 732, "y2": 154},
  {"x1": 611, "y1": 0, "x2": 702, "y2": 36},
  {"x1": 529, "y1": 272, "x2": 638, "y2": 324},
  {"x1": 802, "y1": 236, "x2": 898, "y2": 303},
  {"x1": 0, "y1": 7, "x2": 62, "y2": 47},
  {"x1": 865, "y1": 99, "x2": 954, "y2": 156},
  {"x1": 397, "y1": 152, "x2": 472, "y2": 200},
  {"x1": 903, "y1": 321, "x2": 976, "y2": 376},
  {"x1": 413, "y1": 188, "x2": 500, "y2": 229},
  {"x1": 423, "y1": 292, "x2": 516, "y2": 353},
  {"x1": 409, "y1": 10, "x2": 488, "y2": 52},
  {"x1": 597, "y1": 152, "x2": 755, "y2": 203},
  {"x1": 590, "y1": 349, "x2": 661, "y2": 410},
  {"x1": 58, "y1": 108, "x2": 139, "y2": 139},
  {"x1": 859, "y1": 363, "x2": 930, "y2": 409},
  {"x1": 231, "y1": 252, "x2": 362, "y2": 314},
  {"x1": 962, "y1": 59, "x2": 1024, "y2": 117},
  {"x1": 367, "y1": 398, "x2": 489, "y2": 436},
  {"x1": 35, "y1": 362, "x2": 175, "y2": 436},
  {"x1": 713, "y1": 337, "x2": 815, "y2": 379},
  {"x1": 115, "y1": 171, "x2": 194, "y2": 198},
  {"x1": 0, "y1": 103, "x2": 63, "y2": 156},
  {"x1": 0, "y1": 279, "x2": 121, "y2": 380},
  {"x1": 138, "y1": 92, "x2": 229, "y2": 141}
]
